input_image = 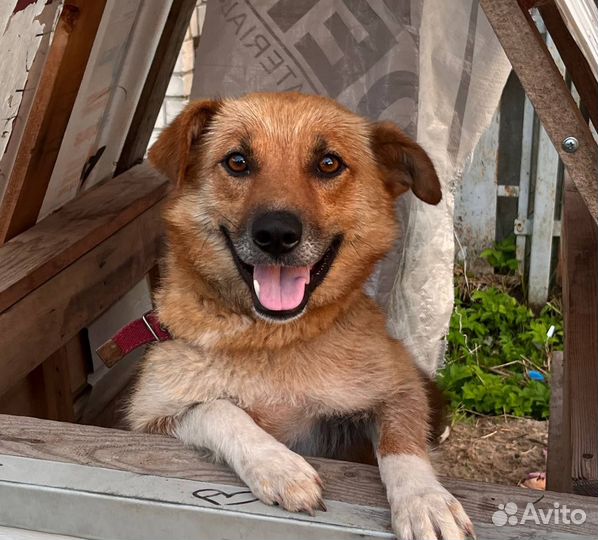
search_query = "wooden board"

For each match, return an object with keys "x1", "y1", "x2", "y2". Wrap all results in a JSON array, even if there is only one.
[
  {"x1": 0, "y1": 0, "x2": 108, "y2": 242},
  {"x1": 0, "y1": 162, "x2": 168, "y2": 313},
  {"x1": 0, "y1": 197, "x2": 164, "y2": 397},
  {"x1": 481, "y1": 0, "x2": 598, "y2": 221},
  {"x1": 116, "y1": 0, "x2": 197, "y2": 175},
  {"x1": 40, "y1": 0, "x2": 174, "y2": 216},
  {"x1": 538, "y1": 1, "x2": 598, "y2": 128},
  {"x1": 0, "y1": 1, "x2": 63, "y2": 195},
  {"x1": 561, "y1": 175, "x2": 598, "y2": 495},
  {"x1": 553, "y1": 0, "x2": 598, "y2": 82},
  {"x1": 0, "y1": 414, "x2": 596, "y2": 539}
]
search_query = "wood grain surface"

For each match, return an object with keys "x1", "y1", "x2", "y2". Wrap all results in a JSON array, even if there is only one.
[
  {"x1": 0, "y1": 162, "x2": 168, "y2": 314},
  {"x1": 0, "y1": 414, "x2": 596, "y2": 538}
]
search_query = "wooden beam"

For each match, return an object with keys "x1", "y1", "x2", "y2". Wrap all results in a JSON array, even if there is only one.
[
  {"x1": 0, "y1": 162, "x2": 166, "y2": 410},
  {"x1": 115, "y1": 0, "x2": 197, "y2": 174},
  {"x1": 538, "y1": 1, "x2": 598, "y2": 128},
  {"x1": 0, "y1": 194, "x2": 164, "y2": 397},
  {"x1": 0, "y1": 415, "x2": 596, "y2": 539},
  {"x1": 0, "y1": 0, "x2": 108, "y2": 243},
  {"x1": 481, "y1": 0, "x2": 598, "y2": 221},
  {"x1": 0, "y1": 162, "x2": 168, "y2": 313},
  {"x1": 0, "y1": 204, "x2": 162, "y2": 397},
  {"x1": 561, "y1": 175, "x2": 598, "y2": 495}
]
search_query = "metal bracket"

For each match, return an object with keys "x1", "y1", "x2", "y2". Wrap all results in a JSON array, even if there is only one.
[{"x1": 514, "y1": 218, "x2": 562, "y2": 237}]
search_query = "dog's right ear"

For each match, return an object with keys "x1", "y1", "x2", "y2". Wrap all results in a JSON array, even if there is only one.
[{"x1": 148, "y1": 99, "x2": 221, "y2": 186}]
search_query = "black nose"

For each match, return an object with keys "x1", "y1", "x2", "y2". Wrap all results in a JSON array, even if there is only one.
[{"x1": 252, "y1": 211, "x2": 302, "y2": 256}]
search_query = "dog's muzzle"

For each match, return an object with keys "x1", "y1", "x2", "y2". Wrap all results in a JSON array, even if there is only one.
[{"x1": 221, "y1": 215, "x2": 342, "y2": 322}]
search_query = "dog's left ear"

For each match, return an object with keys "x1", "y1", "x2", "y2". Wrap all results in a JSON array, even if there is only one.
[
  {"x1": 148, "y1": 99, "x2": 221, "y2": 186},
  {"x1": 370, "y1": 121, "x2": 442, "y2": 205}
]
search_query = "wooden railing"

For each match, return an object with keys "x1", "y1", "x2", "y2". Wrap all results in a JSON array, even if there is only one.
[{"x1": 0, "y1": 163, "x2": 169, "y2": 398}]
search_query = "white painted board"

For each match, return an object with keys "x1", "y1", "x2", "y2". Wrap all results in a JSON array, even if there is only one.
[
  {"x1": 39, "y1": 0, "x2": 172, "y2": 219},
  {"x1": 0, "y1": 1, "x2": 62, "y2": 202}
]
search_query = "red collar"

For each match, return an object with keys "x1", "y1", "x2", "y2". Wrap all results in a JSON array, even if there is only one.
[{"x1": 96, "y1": 311, "x2": 171, "y2": 367}]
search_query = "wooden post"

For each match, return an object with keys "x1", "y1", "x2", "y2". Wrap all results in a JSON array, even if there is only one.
[{"x1": 557, "y1": 175, "x2": 598, "y2": 495}]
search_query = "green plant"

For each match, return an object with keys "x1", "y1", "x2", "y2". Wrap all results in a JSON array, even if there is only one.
[
  {"x1": 480, "y1": 236, "x2": 519, "y2": 274},
  {"x1": 439, "y1": 237, "x2": 562, "y2": 420}
]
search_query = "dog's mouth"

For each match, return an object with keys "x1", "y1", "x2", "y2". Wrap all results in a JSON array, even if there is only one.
[{"x1": 221, "y1": 227, "x2": 342, "y2": 322}]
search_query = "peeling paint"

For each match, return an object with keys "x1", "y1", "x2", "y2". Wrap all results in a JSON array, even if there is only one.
[
  {"x1": 0, "y1": 0, "x2": 47, "y2": 157},
  {"x1": 0, "y1": 0, "x2": 61, "y2": 202}
]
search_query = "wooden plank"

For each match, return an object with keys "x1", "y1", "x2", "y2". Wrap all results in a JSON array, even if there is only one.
[
  {"x1": 115, "y1": 0, "x2": 198, "y2": 174},
  {"x1": 40, "y1": 0, "x2": 175, "y2": 213},
  {"x1": 538, "y1": 1, "x2": 598, "y2": 128},
  {"x1": 515, "y1": 96, "x2": 535, "y2": 274},
  {"x1": 552, "y1": 0, "x2": 598, "y2": 82},
  {"x1": 527, "y1": 119, "x2": 560, "y2": 307},
  {"x1": 0, "y1": 162, "x2": 168, "y2": 313},
  {"x1": 40, "y1": 335, "x2": 91, "y2": 423},
  {"x1": 0, "y1": 0, "x2": 107, "y2": 243},
  {"x1": 561, "y1": 175, "x2": 598, "y2": 495},
  {"x1": 481, "y1": 0, "x2": 598, "y2": 222},
  {"x1": 0, "y1": 201, "x2": 164, "y2": 397},
  {"x1": 547, "y1": 351, "x2": 573, "y2": 492},
  {"x1": 0, "y1": 1, "x2": 63, "y2": 187},
  {"x1": 0, "y1": 415, "x2": 596, "y2": 539}
]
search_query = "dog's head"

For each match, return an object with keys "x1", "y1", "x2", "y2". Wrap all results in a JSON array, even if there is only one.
[{"x1": 150, "y1": 93, "x2": 440, "y2": 323}]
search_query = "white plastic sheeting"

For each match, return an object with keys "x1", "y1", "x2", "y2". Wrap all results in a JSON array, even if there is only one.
[{"x1": 191, "y1": 0, "x2": 511, "y2": 374}]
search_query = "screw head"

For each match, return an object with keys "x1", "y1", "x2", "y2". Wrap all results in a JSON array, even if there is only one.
[{"x1": 562, "y1": 136, "x2": 579, "y2": 153}]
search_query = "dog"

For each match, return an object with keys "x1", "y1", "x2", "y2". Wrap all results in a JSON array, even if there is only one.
[{"x1": 127, "y1": 92, "x2": 474, "y2": 540}]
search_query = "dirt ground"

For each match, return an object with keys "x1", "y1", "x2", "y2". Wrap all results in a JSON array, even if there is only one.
[{"x1": 431, "y1": 416, "x2": 548, "y2": 487}]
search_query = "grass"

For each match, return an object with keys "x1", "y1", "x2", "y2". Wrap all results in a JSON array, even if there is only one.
[{"x1": 438, "y1": 237, "x2": 563, "y2": 420}]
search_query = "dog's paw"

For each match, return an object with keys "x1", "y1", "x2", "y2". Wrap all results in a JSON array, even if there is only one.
[
  {"x1": 379, "y1": 454, "x2": 475, "y2": 540},
  {"x1": 240, "y1": 445, "x2": 325, "y2": 515},
  {"x1": 390, "y1": 483, "x2": 474, "y2": 540}
]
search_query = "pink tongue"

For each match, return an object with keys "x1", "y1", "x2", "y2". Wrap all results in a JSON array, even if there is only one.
[{"x1": 253, "y1": 265, "x2": 311, "y2": 311}]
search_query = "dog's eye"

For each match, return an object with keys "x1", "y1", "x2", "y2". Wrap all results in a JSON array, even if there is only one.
[
  {"x1": 317, "y1": 154, "x2": 344, "y2": 177},
  {"x1": 223, "y1": 153, "x2": 249, "y2": 176}
]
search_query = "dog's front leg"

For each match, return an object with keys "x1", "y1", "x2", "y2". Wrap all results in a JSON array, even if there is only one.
[
  {"x1": 376, "y1": 393, "x2": 475, "y2": 540},
  {"x1": 176, "y1": 399, "x2": 325, "y2": 514}
]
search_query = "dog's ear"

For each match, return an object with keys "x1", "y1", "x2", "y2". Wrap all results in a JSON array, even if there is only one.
[
  {"x1": 148, "y1": 99, "x2": 221, "y2": 186},
  {"x1": 370, "y1": 121, "x2": 442, "y2": 205}
]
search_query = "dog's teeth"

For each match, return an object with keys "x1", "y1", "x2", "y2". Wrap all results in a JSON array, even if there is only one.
[{"x1": 253, "y1": 279, "x2": 260, "y2": 296}]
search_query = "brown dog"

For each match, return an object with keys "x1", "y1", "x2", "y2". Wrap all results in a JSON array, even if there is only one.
[{"x1": 127, "y1": 92, "x2": 474, "y2": 540}]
